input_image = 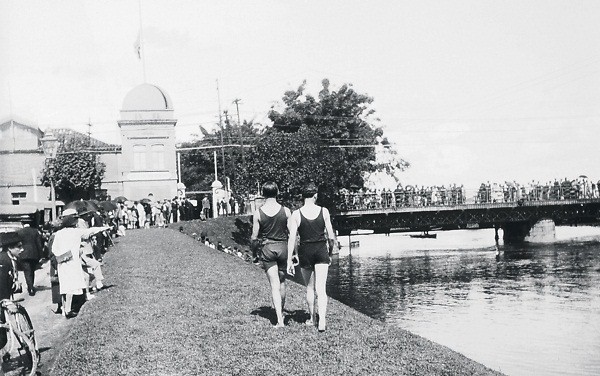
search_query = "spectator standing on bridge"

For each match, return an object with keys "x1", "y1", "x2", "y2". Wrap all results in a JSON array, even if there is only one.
[
  {"x1": 287, "y1": 183, "x2": 338, "y2": 332},
  {"x1": 251, "y1": 182, "x2": 291, "y2": 328}
]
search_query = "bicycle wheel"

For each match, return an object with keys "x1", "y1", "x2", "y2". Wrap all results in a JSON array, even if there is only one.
[
  {"x1": 10, "y1": 327, "x2": 38, "y2": 376},
  {"x1": 13, "y1": 307, "x2": 37, "y2": 351}
]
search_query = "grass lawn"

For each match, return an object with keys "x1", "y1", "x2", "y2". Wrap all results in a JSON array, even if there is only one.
[{"x1": 49, "y1": 226, "x2": 503, "y2": 376}]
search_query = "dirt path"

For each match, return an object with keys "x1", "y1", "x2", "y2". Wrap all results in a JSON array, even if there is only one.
[{"x1": 2, "y1": 261, "x2": 77, "y2": 375}]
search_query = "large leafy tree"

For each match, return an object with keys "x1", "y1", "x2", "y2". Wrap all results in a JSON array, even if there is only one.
[
  {"x1": 41, "y1": 132, "x2": 106, "y2": 202},
  {"x1": 237, "y1": 79, "x2": 409, "y2": 209},
  {"x1": 179, "y1": 79, "x2": 409, "y2": 209}
]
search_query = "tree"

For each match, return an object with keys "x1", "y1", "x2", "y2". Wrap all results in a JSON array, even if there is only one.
[
  {"x1": 179, "y1": 120, "x2": 259, "y2": 193},
  {"x1": 41, "y1": 132, "x2": 106, "y2": 202},
  {"x1": 237, "y1": 79, "x2": 409, "y2": 209}
]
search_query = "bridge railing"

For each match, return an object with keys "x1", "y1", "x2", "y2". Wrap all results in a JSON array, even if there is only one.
[{"x1": 337, "y1": 187, "x2": 600, "y2": 212}]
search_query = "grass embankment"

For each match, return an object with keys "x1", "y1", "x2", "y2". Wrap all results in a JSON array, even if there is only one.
[
  {"x1": 176, "y1": 215, "x2": 252, "y2": 251},
  {"x1": 49, "y1": 227, "x2": 503, "y2": 376}
]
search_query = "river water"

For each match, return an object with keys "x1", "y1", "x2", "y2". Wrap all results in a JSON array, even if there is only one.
[{"x1": 327, "y1": 226, "x2": 600, "y2": 376}]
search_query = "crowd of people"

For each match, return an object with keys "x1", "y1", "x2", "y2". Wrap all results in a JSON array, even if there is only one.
[
  {"x1": 0, "y1": 206, "x2": 112, "y2": 324},
  {"x1": 110, "y1": 194, "x2": 246, "y2": 234},
  {"x1": 2, "y1": 176, "x2": 596, "y2": 340},
  {"x1": 474, "y1": 178, "x2": 600, "y2": 204},
  {"x1": 337, "y1": 177, "x2": 600, "y2": 210}
]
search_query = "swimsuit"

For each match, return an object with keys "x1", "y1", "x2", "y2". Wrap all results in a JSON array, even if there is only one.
[
  {"x1": 297, "y1": 207, "x2": 329, "y2": 269},
  {"x1": 258, "y1": 206, "x2": 288, "y2": 270}
]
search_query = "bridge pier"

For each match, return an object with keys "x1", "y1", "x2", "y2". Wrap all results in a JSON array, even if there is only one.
[{"x1": 502, "y1": 219, "x2": 556, "y2": 243}]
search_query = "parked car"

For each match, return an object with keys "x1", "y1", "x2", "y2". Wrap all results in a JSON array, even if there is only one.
[{"x1": 0, "y1": 204, "x2": 43, "y2": 229}]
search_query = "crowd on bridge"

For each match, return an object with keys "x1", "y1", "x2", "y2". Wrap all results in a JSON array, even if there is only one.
[{"x1": 338, "y1": 177, "x2": 600, "y2": 211}]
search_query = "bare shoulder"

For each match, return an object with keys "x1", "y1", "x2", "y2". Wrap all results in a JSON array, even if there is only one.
[
  {"x1": 322, "y1": 207, "x2": 331, "y2": 217},
  {"x1": 284, "y1": 207, "x2": 292, "y2": 217}
]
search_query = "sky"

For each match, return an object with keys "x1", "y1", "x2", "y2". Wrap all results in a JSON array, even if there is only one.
[{"x1": 1, "y1": 0, "x2": 599, "y2": 190}]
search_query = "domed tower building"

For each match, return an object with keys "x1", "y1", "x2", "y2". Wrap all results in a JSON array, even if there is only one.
[{"x1": 111, "y1": 83, "x2": 178, "y2": 200}]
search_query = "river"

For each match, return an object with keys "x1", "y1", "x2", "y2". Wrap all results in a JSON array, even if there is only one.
[{"x1": 327, "y1": 226, "x2": 600, "y2": 376}]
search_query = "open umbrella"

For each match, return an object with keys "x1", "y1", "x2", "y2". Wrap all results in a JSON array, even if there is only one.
[
  {"x1": 114, "y1": 196, "x2": 128, "y2": 203},
  {"x1": 64, "y1": 200, "x2": 100, "y2": 215},
  {"x1": 99, "y1": 201, "x2": 118, "y2": 211}
]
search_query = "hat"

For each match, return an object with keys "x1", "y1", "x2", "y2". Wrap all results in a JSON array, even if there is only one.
[
  {"x1": 62, "y1": 208, "x2": 78, "y2": 217},
  {"x1": 60, "y1": 215, "x2": 79, "y2": 228},
  {"x1": 0, "y1": 232, "x2": 21, "y2": 248}
]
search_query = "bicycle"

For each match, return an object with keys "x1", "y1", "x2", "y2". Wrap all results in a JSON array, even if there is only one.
[{"x1": 0, "y1": 298, "x2": 39, "y2": 376}]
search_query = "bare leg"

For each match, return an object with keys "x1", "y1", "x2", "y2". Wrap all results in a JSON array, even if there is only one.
[
  {"x1": 63, "y1": 294, "x2": 73, "y2": 314},
  {"x1": 279, "y1": 270, "x2": 286, "y2": 312},
  {"x1": 265, "y1": 266, "x2": 284, "y2": 327},
  {"x1": 314, "y1": 263, "x2": 329, "y2": 331},
  {"x1": 300, "y1": 268, "x2": 316, "y2": 325}
]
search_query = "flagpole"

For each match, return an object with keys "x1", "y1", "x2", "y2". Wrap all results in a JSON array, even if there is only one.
[{"x1": 138, "y1": 0, "x2": 147, "y2": 82}]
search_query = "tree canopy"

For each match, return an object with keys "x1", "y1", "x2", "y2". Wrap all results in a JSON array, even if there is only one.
[
  {"x1": 238, "y1": 79, "x2": 409, "y2": 208},
  {"x1": 41, "y1": 132, "x2": 106, "y2": 202},
  {"x1": 179, "y1": 119, "x2": 257, "y2": 193},
  {"x1": 179, "y1": 79, "x2": 409, "y2": 209}
]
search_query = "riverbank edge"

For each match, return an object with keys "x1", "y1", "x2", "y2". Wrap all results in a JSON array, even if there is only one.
[{"x1": 48, "y1": 226, "x2": 503, "y2": 375}]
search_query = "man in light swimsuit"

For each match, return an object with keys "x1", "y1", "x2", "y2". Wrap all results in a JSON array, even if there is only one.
[
  {"x1": 251, "y1": 182, "x2": 291, "y2": 328},
  {"x1": 287, "y1": 182, "x2": 338, "y2": 332}
]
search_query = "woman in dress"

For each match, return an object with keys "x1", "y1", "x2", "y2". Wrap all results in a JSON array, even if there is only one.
[{"x1": 51, "y1": 209, "x2": 108, "y2": 318}]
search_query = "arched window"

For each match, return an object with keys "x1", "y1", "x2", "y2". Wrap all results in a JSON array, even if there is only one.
[
  {"x1": 151, "y1": 144, "x2": 165, "y2": 170},
  {"x1": 133, "y1": 144, "x2": 146, "y2": 170}
]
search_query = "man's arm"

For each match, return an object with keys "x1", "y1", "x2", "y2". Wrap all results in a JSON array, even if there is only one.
[
  {"x1": 323, "y1": 208, "x2": 339, "y2": 252},
  {"x1": 250, "y1": 211, "x2": 261, "y2": 260},
  {"x1": 250, "y1": 210, "x2": 260, "y2": 240},
  {"x1": 287, "y1": 211, "x2": 299, "y2": 274}
]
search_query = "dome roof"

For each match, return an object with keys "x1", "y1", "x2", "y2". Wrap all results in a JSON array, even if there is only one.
[{"x1": 122, "y1": 83, "x2": 173, "y2": 111}]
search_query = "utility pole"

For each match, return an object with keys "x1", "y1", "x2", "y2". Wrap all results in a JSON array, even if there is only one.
[
  {"x1": 232, "y1": 98, "x2": 245, "y2": 168},
  {"x1": 216, "y1": 80, "x2": 226, "y2": 182},
  {"x1": 87, "y1": 117, "x2": 92, "y2": 147},
  {"x1": 223, "y1": 110, "x2": 235, "y2": 183}
]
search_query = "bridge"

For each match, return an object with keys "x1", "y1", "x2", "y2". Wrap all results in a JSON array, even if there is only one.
[{"x1": 331, "y1": 199, "x2": 600, "y2": 242}]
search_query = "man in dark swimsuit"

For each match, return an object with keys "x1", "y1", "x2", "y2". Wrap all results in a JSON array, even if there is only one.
[
  {"x1": 287, "y1": 183, "x2": 338, "y2": 332},
  {"x1": 251, "y1": 182, "x2": 291, "y2": 328}
]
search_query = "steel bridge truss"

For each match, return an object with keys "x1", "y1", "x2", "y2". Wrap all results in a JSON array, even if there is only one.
[{"x1": 332, "y1": 199, "x2": 600, "y2": 235}]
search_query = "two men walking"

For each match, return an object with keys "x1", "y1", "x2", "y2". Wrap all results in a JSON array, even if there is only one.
[{"x1": 251, "y1": 182, "x2": 338, "y2": 331}]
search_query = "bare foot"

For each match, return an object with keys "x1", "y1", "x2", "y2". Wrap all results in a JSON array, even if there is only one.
[
  {"x1": 305, "y1": 319, "x2": 314, "y2": 326},
  {"x1": 274, "y1": 323, "x2": 284, "y2": 328},
  {"x1": 318, "y1": 317, "x2": 326, "y2": 332}
]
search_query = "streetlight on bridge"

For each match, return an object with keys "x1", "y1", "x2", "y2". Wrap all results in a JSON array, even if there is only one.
[{"x1": 41, "y1": 131, "x2": 59, "y2": 221}]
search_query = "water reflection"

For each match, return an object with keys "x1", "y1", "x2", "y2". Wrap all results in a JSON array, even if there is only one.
[{"x1": 328, "y1": 227, "x2": 600, "y2": 376}]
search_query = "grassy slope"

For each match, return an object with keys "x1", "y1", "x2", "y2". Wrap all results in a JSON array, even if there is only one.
[
  {"x1": 49, "y1": 228, "x2": 503, "y2": 376},
  {"x1": 176, "y1": 216, "x2": 253, "y2": 251}
]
